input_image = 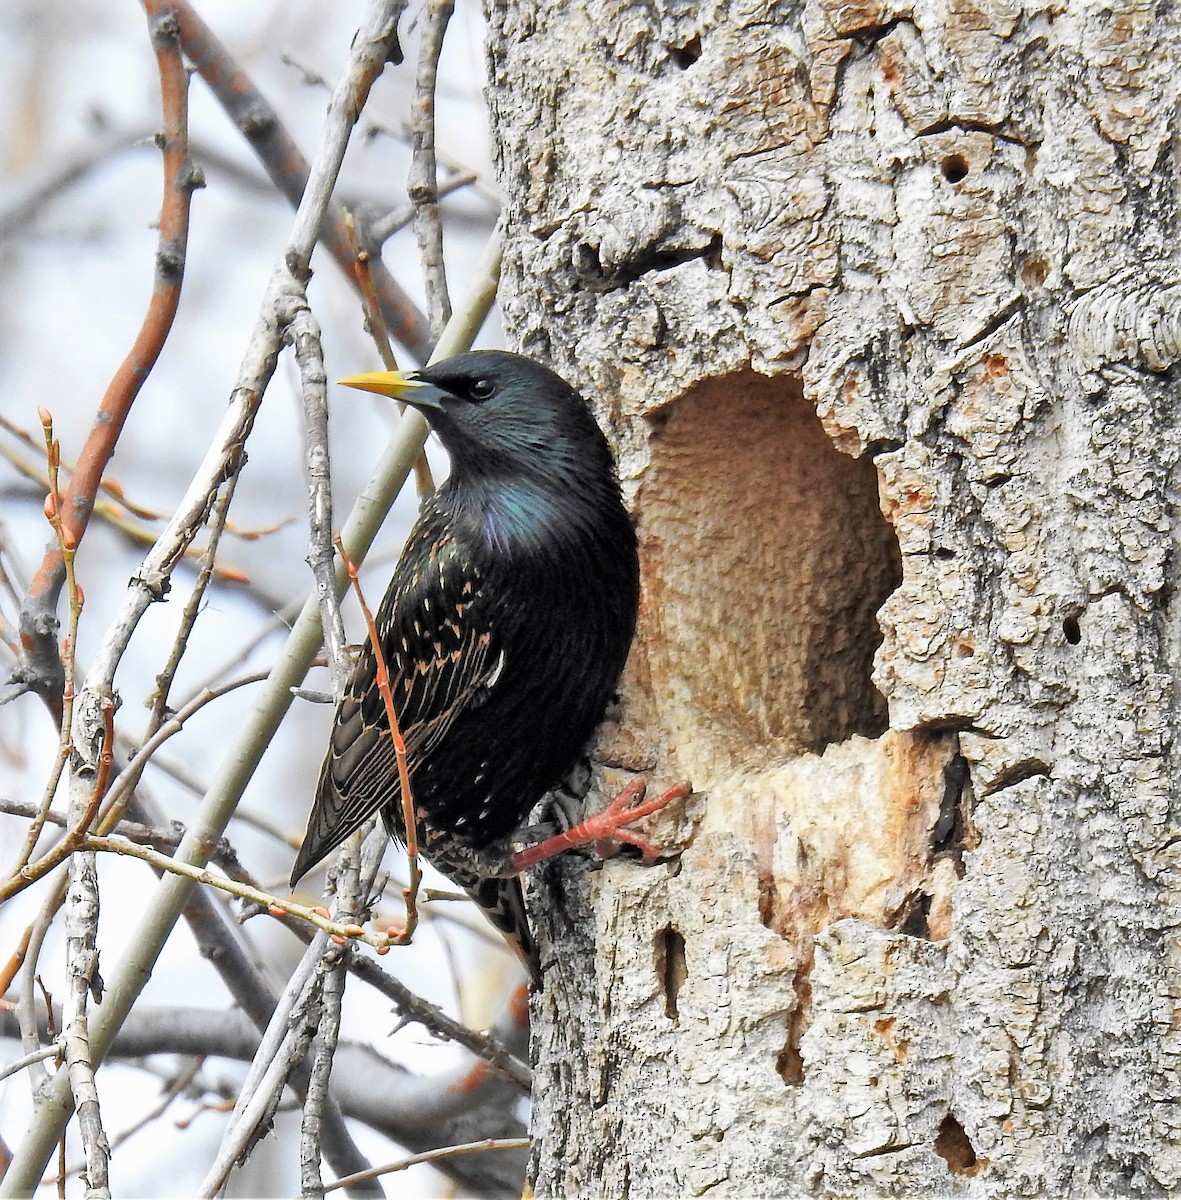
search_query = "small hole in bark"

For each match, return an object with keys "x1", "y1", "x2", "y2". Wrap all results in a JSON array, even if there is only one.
[
  {"x1": 572, "y1": 239, "x2": 602, "y2": 279},
  {"x1": 932, "y1": 754, "x2": 969, "y2": 860},
  {"x1": 777, "y1": 1032, "x2": 805, "y2": 1085},
  {"x1": 777, "y1": 959, "x2": 811, "y2": 1085},
  {"x1": 1062, "y1": 615, "x2": 1081, "y2": 644},
  {"x1": 655, "y1": 925, "x2": 687, "y2": 1021},
  {"x1": 896, "y1": 890, "x2": 932, "y2": 939},
  {"x1": 669, "y1": 34, "x2": 701, "y2": 68},
  {"x1": 934, "y1": 1114, "x2": 978, "y2": 1173},
  {"x1": 941, "y1": 154, "x2": 969, "y2": 183},
  {"x1": 1022, "y1": 257, "x2": 1049, "y2": 287}
]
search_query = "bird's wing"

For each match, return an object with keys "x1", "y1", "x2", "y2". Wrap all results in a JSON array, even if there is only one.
[{"x1": 290, "y1": 537, "x2": 499, "y2": 884}]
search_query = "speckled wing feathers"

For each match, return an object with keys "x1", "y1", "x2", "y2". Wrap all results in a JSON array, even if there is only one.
[{"x1": 289, "y1": 522, "x2": 498, "y2": 885}]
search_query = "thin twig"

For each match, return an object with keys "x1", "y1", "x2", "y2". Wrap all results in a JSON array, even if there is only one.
[
  {"x1": 0, "y1": 412, "x2": 278, "y2": 552},
  {"x1": 336, "y1": 535, "x2": 422, "y2": 942},
  {"x1": 326, "y1": 1137, "x2": 531, "y2": 1193},
  {"x1": 180, "y1": 589, "x2": 306, "y2": 698},
  {"x1": 16, "y1": 873, "x2": 69, "y2": 1090},
  {"x1": 281, "y1": 916, "x2": 531, "y2": 1092},
  {"x1": 10, "y1": 414, "x2": 75, "y2": 877},
  {"x1": 50, "y1": 1057, "x2": 205, "y2": 1185},
  {"x1": 408, "y1": 0, "x2": 455, "y2": 338},
  {"x1": 115, "y1": 788, "x2": 379, "y2": 1194},
  {"x1": 62, "y1": 696, "x2": 116, "y2": 1198},
  {"x1": 0, "y1": 1039, "x2": 64, "y2": 1087},
  {"x1": 63, "y1": 849, "x2": 110, "y2": 1198},
  {"x1": 0, "y1": 1006, "x2": 527, "y2": 1195},
  {"x1": 300, "y1": 947, "x2": 347, "y2": 1200},
  {"x1": 0, "y1": 923, "x2": 33, "y2": 1004},
  {"x1": 367, "y1": 168, "x2": 476, "y2": 247},
  {"x1": 300, "y1": 926, "x2": 352, "y2": 1196},
  {"x1": 298, "y1": 801, "x2": 385, "y2": 1198},
  {"x1": 171, "y1": 0, "x2": 432, "y2": 361},
  {"x1": 0, "y1": 438, "x2": 250, "y2": 574},
  {"x1": 0, "y1": 674, "x2": 268, "y2": 903},
  {"x1": 0, "y1": 797, "x2": 243, "y2": 869},
  {"x1": 83, "y1": 835, "x2": 393, "y2": 950},
  {"x1": 145, "y1": 475, "x2": 241, "y2": 730},
  {"x1": 366, "y1": 119, "x2": 501, "y2": 207},
  {"x1": 0, "y1": 127, "x2": 142, "y2": 240}
]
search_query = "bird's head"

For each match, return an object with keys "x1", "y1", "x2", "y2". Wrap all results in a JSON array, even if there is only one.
[{"x1": 339, "y1": 350, "x2": 614, "y2": 489}]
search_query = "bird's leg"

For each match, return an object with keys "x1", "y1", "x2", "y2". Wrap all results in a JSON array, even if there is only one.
[{"x1": 509, "y1": 778, "x2": 691, "y2": 874}]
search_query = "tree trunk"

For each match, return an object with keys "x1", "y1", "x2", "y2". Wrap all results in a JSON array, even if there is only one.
[{"x1": 486, "y1": 1, "x2": 1180, "y2": 1194}]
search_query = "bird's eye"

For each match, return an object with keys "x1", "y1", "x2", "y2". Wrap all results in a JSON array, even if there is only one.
[{"x1": 468, "y1": 378, "x2": 496, "y2": 402}]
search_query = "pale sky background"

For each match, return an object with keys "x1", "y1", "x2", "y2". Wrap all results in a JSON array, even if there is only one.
[{"x1": 0, "y1": 1, "x2": 511, "y2": 1193}]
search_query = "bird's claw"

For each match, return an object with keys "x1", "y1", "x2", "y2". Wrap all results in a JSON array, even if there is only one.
[{"x1": 510, "y1": 777, "x2": 692, "y2": 873}]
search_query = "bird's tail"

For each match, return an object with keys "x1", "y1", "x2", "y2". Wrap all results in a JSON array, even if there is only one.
[{"x1": 464, "y1": 875, "x2": 540, "y2": 986}]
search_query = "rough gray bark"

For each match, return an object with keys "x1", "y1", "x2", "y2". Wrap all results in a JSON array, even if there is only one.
[{"x1": 485, "y1": 0, "x2": 1181, "y2": 1196}]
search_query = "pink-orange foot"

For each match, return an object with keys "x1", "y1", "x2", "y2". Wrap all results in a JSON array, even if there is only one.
[{"x1": 511, "y1": 778, "x2": 692, "y2": 873}]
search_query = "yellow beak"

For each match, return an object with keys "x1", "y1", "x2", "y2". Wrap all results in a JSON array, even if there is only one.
[{"x1": 337, "y1": 370, "x2": 432, "y2": 401}]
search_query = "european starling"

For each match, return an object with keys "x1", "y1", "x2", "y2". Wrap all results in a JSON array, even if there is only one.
[{"x1": 290, "y1": 350, "x2": 686, "y2": 977}]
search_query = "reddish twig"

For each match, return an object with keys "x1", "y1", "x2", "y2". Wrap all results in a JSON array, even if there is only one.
[
  {"x1": 10, "y1": 412, "x2": 82, "y2": 877},
  {"x1": 171, "y1": 0, "x2": 432, "y2": 361},
  {"x1": 15, "y1": 3, "x2": 199, "y2": 712},
  {"x1": 0, "y1": 925, "x2": 33, "y2": 1001},
  {"x1": 333, "y1": 534, "x2": 422, "y2": 943}
]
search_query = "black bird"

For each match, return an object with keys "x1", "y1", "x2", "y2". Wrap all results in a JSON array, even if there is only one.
[{"x1": 291, "y1": 350, "x2": 682, "y2": 977}]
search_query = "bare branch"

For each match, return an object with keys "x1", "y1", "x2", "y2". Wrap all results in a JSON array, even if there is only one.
[
  {"x1": 337, "y1": 534, "x2": 423, "y2": 939},
  {"x1": 288, "y1": 300, "x2": 350, "y2": 697},
  {"x1": 340, "y1": 211, "x2": 435, "y2": 498},
  {"x1": 409, "y1": 0, "x2": 456, "y2": 337},
  {"x1": 0, "y1": 4, "x2": 414, "y2": 1190},
  {"x1": 0, "y1": 1006, "x2": 528, "y2": 1195},
  {"x1": 171, "y1": 0, "x2": 432, "y2": 362},
  {"x1": 198, "y1": 934, "x2": 329, "y2": 1197},
  {"x1": 368, "y1": 166, "x2": 477, "y2": 247},
  {"x1": 16, "y1": 872, "x2": 68, "y2": 1090},
  {"x1": 144, "y1": 475, "x2": 241, "y2": 731},
  {"x1": 63, "y1": 849, "x2": 110, "y2": 1198},
  {"x1": 300, "y1": 948, "x2": 348, "y2": 1200},
  {"x1": 283, "y1": 916, "x2": 531, "y2": 1093},
  {"x1": 0, "y1": 674, "x2": 268, "y2": 903},
  {"x1": 119, "y1": 784, "x2": 382, "y2": 1193}
]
